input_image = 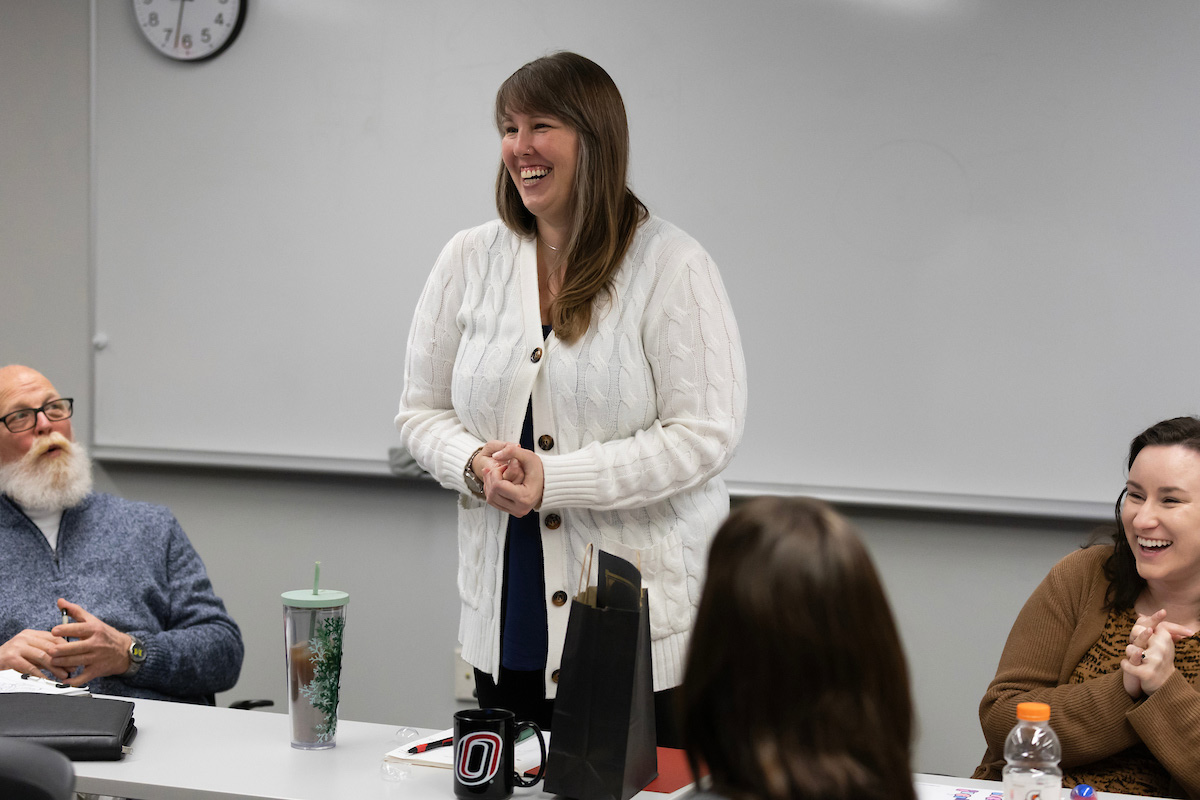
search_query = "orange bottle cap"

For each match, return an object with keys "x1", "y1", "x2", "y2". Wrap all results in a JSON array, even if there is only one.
[{"x1": 1016, "y1": 702, "x2": 1051, "y2": 721}]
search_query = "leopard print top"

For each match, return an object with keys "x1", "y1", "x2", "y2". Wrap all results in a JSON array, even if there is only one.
[{"x1": 1064, "y1": 607, "x2": 1200, "y2": 798}]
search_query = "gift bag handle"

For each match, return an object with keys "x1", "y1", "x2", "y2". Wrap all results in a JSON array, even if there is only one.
[
  {"x1": 576, "y1": 543, "x2": 594, "y2": 596},
  {"x1": 577, "y1": 543, "x2": 643, "y2": 598}
]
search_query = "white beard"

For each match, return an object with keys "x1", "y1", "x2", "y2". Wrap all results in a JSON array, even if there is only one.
[{"x1": 0, "y1": 432, "x2": 93, "y2": 512}]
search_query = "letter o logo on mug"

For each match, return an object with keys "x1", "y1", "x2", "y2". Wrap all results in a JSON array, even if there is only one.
[
  {"x1": 453, "y1": 708, "x2": 546, "y2": 800},
  {"x1": 456, "y1": 731, "x2": 503, "y2": 786}
]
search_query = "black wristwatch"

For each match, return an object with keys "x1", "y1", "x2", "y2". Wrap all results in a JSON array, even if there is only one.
[{"x1": 123, "y1": 634, "x2": 147, "y2": 678}]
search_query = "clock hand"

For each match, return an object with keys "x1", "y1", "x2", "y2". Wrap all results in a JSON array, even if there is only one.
[{"x1": 173, "y1": 0, "x2": 187, "y2": 51}]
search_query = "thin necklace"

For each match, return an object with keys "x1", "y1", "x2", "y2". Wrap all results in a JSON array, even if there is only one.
[{"x1": 538, "y1": 237, "x2": 566, "y2": 283}]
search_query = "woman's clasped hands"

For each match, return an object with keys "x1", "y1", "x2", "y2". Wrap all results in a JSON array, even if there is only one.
[
  {"x1": 1122, "y1": 609, "x2": 1195, "y2": 698},
  {"x1": 473, "y1": 441, "x2": 545, "y2": 518}
]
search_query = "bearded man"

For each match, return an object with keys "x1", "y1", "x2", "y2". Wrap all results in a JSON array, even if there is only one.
[{"x1": 0, "y1": 365, "x2": 243, "y2": 703}]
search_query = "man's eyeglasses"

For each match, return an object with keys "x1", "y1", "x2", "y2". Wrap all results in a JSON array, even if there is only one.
[{"x1": 0, "y1": 398, "x2": 74, "y2": 433}]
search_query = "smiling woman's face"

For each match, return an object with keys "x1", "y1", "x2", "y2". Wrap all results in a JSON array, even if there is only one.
[
  {"x1": 1122, "y1": 443, "x2": 1200, "y2": 589},
  {"x1": 499, "y1": 109, "x2": 579, "y2": 232}
]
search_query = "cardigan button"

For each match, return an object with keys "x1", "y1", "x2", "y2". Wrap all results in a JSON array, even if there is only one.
[
  {"x1": 530, "y1": 347, "x2": 543, "y2": 363},
  {"x1": 538, "y1": 435, "x2": 554, "y2": 451},
  {"x1": 551, "y1": 669, "x2": 560, "y2": 683},
  {"x1": 552, "y1": 590, "x2": 568, "y2": 607},
  {"x1": 545, "y1": 513, "x2": 561, "y2": 530}
]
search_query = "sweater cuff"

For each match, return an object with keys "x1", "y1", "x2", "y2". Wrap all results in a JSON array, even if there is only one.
[
  {"x1": 539, "y1": 444, "x2": 606, "y2": 509},
  {"x1": 1129, "y1": 669, "x2": 1196, "y2": 728},
  {"x1": 442, "y1": 436, "x2": 485, "y2": 495}
]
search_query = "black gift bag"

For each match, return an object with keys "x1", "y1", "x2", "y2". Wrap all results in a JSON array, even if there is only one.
[{"x1": 544, "y1": 549, "x2": 658, "y2": 800}]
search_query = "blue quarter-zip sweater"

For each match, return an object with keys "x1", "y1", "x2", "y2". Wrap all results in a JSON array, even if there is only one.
[{"x1": 0, "y1": 492, "x2": 243, "y2": 703}]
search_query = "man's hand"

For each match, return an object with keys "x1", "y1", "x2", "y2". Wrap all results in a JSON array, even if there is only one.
[
  {"x1": 0, "y1": 628, "x2": 69, "y2": 680},
  {"x1": 48, "y1": 598, "x2": 134, "y2": 686}
]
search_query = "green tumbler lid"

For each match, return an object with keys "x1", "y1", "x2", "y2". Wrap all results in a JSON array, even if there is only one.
[{"x1": 282, "y1": 589, "x2": 349, "y2": 608}]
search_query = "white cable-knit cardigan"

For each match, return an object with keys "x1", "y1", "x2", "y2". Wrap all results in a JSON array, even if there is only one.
[{"x1": 396, "y1": 216, "x2": 747, "y2": 695}]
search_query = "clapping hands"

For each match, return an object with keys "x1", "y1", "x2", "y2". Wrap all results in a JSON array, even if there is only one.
[{"x1": 1121, "y1": 609, "x2": 1195, "y2": 699}]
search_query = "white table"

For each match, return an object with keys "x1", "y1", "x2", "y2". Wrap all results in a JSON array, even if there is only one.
[
  {"x1": 69, "y1": 698, "x2": 1154, "y2": 800},
  {"x1": 72, "y1": 698, "x2": 693, "y2": 800},
  {"x1": 74, "y1": 698, "x2": 425, "y2": 799}
]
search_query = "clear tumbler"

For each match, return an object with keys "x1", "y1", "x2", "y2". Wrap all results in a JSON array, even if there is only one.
[{"x1": 282, "y1": 588, "x2": 349, "y2": 749}]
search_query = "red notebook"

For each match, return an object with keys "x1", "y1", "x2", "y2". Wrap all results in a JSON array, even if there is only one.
[
  {"x1": 526, "y1": 745, "x2": 705, "y2": 792},
  {"x1": 644, "y1": 747, "x2": 705, "y2": 793}
]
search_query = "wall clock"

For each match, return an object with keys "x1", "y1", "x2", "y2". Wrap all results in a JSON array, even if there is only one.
[{"x1": 132, "y1": 0, "x2": 246, "y2": 62}]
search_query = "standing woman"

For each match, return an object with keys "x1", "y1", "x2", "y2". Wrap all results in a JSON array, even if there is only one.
[
  {"x1": 974, "y1": 417, "x2": 1200, "y2": 798},
  {"x1": 395, "y1": 52, "x2": 747, "y2": 743}
]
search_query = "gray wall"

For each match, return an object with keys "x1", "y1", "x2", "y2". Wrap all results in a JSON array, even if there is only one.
[
  {"x1": 0, "y1": 2, "x2": 1104, "y2": 777},
  {"x1": 88, "y1": 0, "x2": 1200, "y2": 516}
]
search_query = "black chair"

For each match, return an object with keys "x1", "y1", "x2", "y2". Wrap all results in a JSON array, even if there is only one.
[
  {"x1": 229, "y1": 699, "x2": 274, "y2": 710},
  {"x1": 201, "y1": 692, "x2": 273, "y2": 710},
  {"x1": 0, "y1": 737, "x2": 75, "y2": 800}
]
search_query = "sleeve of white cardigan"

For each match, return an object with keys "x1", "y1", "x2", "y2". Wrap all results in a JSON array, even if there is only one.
[
  {"x1": 539, "y1": 240, "x2": 748, "y2": 511},
  {"x1": 394, "y1": 229, "x2": 483, "y2": 495}
]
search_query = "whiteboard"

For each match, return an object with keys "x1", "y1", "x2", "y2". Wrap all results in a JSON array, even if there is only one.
[{"x1": 92, "y1": 0, "x2": 1200, "y2": 517}]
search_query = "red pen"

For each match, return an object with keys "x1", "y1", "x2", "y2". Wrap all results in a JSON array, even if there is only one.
[{"x1": 408, "y1": 736, "x2": 454, "y2": 754}]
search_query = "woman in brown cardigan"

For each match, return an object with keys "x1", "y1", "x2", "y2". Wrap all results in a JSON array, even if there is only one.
[{"x1": 974, "y1": 417, "x2": 1200, "y2": 798}]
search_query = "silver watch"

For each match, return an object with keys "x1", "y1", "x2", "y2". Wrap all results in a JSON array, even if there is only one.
[
  {"x1": 463, "y1": 446, "x2": 486, "y2": 499},
  {"x1": 123, "y1": 634, "x2": 147, "y2": 678}
]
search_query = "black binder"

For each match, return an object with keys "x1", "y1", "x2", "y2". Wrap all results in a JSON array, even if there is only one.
[{"x1": 0, "y1": 694, "x2": 137, "y2": 760}]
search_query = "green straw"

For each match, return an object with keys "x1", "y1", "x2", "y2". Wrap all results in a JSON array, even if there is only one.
[{"x1": 309, "y1": 561, "x2": 321, "y2": 639}]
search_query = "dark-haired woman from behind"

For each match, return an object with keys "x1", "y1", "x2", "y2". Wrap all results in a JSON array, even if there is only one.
[
  {"x1": 974, "y1": 416, "x2": 1200, "y2": 798},
  {"x1": 680, "y1": 496, "x2": 917, "y2": 800}
]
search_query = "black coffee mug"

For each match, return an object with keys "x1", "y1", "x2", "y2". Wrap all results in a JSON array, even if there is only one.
[{"x1": 453, "y1": 708, "x2": 546, "y2": 800}]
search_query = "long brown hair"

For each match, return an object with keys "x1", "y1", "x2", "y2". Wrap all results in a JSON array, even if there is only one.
[
  {"x1": 681, "y1": 497, "x2": 916, "y2": 800},
  {"x1": 494, "y1": 52, "x2": 648, "y2": 343},
  {"x1": 1103, "y1": 416, "x2": 1200, "y2": 610}
]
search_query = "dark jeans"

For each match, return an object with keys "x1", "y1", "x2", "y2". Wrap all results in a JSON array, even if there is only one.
[{"x1": 474, "y1": 666, "x2": 682, "y2": 748}]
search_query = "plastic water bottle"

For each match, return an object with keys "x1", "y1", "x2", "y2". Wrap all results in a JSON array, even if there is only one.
[{"x1": 1002, "y1": 702, "x2": 1061, "y2": 800}]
